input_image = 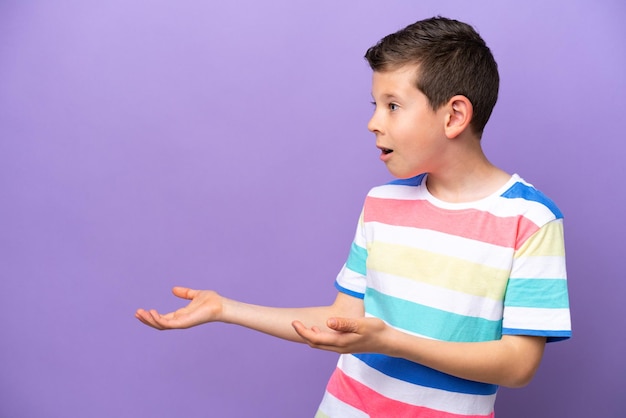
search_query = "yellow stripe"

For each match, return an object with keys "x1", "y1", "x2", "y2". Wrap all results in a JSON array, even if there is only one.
[
  {"x1": 515, "y1": 220, "x2": 565, "y2": 258},
  {"x1": 366, "y1": 241, "x2": 510, "y2": 300}
]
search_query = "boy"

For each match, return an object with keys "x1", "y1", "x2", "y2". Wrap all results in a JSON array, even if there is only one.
[{"x1": 136, "y1": 16, "x2": 571, "y2": 417}]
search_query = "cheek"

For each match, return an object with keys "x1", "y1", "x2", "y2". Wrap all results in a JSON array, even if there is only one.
[
  {"x1": 391, "y1": 120, "x2": 416, "y2": 140},
  {"x1": 395, "y1": 124, "x2": 423, "y2": 149}
]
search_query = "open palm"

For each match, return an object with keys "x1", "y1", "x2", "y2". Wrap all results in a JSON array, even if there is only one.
[{"x1": 135, "y1": 286, "x2": 223, "y2": 330}]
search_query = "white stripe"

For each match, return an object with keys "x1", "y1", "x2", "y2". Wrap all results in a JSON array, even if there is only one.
[
  {"x1": 365, "y1": 223, "x2": 515, "y2": 270},
  {"x1": 336, "y1": 264, "x2": 366, "y2": 295},
  {"x1": 368, "y1": 183, "x2": 426, "y2": 200},
  {"x1": 511, "y1": 256, "x2": 567, "y2": 279},
  {"x1": 501, "y1": 198, "x2": 558, "y2": 226},
  {"x1": 368, "y1": 272, "x2": 504, "y2": 321},
  {"x1": 353, "y1": 223, "x2": 367, "y2": 248},
  {"x1": 339, "y1": 354, "x2": 496, "y2": 416},
  {"x1": 503, "y1": 307, "x2": 572, "y2": 331},
  {"x1": 316, "y1": 391, "x2": 369, "y2": 418}
]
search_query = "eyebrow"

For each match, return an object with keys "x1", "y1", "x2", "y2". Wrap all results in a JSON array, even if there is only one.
[{"x1": 371, "y1": 93, "x2": 401, "y2": 101}]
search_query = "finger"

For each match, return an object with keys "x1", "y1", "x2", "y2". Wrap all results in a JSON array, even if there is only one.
[
  {"x1": 327, "y1": 317, "x2": 359, "y2": 333},
  {"x1": 135, "y1": 310, "x2": 150, "y2": 325},
  {"x1": 291, "y1": 320, "x2": 306, "y2": 333},
  {"x1": 152, "y1": 309, "x2": 195, "y2": 330},
  {"x1": 172, "y1": 286, "x2": 196, "y2": 300},
  {"x1": 297, "y1": 332, "x2": 348, "y2": 354},
  {"x1": 292, "y1": 321, "x2": 316, "y2": 340},
  {"x1": 293, "y1": 322, "x2": 335, "y2": 345},
  {"x1": 149, "y1": 309, "x2": 175, "y2": 328},
  {"x1": 135, "y1": 309, "x2": 164, "y2": 330},
  {"x1": 135, "y1": 308, "x2": 156, "y2": 324}
]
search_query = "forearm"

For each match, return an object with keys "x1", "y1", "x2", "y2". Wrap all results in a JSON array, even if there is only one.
[
  {"x1": 220, "y1": 292, "x2": 364, "y2": 343},
  {"x1": 383, "y1": 328, "x2": 546, "y2": 388},
  {"x1": 220, "y1": 299, "x2": 330, "y2": 342}
]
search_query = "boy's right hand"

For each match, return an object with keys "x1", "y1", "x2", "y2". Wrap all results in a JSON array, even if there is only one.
[{"x1": 135, "y1": 286, "x2": 223, "y2": 330}]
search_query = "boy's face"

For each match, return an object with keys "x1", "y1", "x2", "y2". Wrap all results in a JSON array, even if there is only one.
[{"x1": 368, "y1": 66, "x2": 447, "y2": 179}]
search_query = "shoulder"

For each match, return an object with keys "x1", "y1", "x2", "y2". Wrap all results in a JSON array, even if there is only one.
[{"x1": 499, "y1": 175, "x2": 563, "y2": 224}]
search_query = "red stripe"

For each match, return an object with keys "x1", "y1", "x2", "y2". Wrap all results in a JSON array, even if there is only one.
[
  {"x1": 326, "y1": 367, "x2": 494, "y2": 418},
  {"x1": 364, "y1": 196, "x2": 538, "y2": 250}
]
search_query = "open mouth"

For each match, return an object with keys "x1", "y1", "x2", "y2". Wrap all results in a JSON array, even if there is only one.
[{"x1": 380, "y1": 148, "x2": 393, "y2": 155}]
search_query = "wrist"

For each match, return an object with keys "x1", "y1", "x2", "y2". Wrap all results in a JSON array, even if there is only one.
[
  {"x1": 379, "y1": 325, "x2": 414, "y2": 359},
  {"x1": 218, "y1": 295, "x2": 234, "y2": 324}
]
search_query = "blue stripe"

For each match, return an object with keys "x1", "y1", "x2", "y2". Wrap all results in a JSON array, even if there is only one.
[
  {"x1": 501, "y1": 182, "x2": 563, "y2": 219},
  {"x1": 505, "y1": 278, "x2": 570, "y2": 309},
  {"x1": 387, "y1": 173, "x2": 426, "y2": 186},
  {"x1": 502, "y1": 328, "x2": 571, "y2": 343},
  {"x1": 365, "y1": 288, "x2": 502, "y2": 342},
  {"x1": 353, "y1": 353, "x2": 498, "y2": 395},
  {"x1": 334, "y1": 281, "x2": 364, "y2": 299},
  {"x1": 345, "y1": 243, "x2": 367, "y2": 276}
]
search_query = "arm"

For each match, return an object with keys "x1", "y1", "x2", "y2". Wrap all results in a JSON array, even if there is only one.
[
  {"x1": 292, "y1": 317, "x2": 546, "y2": 388},
  {"x1": 136, "y1": 288, "x2": 543, "y2": 386},
  {"x1": 135, "y1": 286, "x2": 364, "y2": 343}
]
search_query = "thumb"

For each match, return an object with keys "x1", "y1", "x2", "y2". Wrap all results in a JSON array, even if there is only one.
[
  {"x1": 172, "y1": 286, "x2": 196, "y2": 300},
  {"x1": 327, "y1": 317, "x2": 359, "y2": 333}
]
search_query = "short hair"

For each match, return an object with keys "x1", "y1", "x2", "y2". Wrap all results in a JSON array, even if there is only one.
[{"x1": 365, "y1": 16, "x2": 499, "y2": 136}]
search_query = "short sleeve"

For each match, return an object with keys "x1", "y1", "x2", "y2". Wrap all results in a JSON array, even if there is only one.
[
  {"x1": 502, "y1": 219, "x2": 572, "y2": 342},
  {"x1": 334, "y1": 210, "x2": 367, "y2": 299}
]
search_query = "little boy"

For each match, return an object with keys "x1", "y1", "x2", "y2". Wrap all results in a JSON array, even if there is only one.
[{"x1": 136, "y1": 16, "x2": 571, "y2": 417}]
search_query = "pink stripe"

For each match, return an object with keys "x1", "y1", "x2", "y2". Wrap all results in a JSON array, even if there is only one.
[
  {"x1": 364, "y1": 196, "x2": 538, "y2": 250},
  {"x1": 326, "y1": 368, "x2": 494, "y2": 418}
]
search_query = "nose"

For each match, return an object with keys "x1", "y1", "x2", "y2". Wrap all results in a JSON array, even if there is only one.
[{"x1": 367, "y1": 111, "x2": 380, "y2": 134}]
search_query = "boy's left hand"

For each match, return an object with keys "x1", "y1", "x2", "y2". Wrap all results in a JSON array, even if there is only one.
[{"x1": 292, "y1": 317, "x2": 389, "y2": 354}]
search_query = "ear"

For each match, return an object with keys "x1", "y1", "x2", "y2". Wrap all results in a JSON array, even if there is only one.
[{"x1": 444, "y1": 95, "x2": 473, "y2": 139}]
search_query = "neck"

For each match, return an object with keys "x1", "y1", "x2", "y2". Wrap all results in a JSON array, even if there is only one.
[{"x1": 425, "y1": 140, "x2": 510, "y2": 203}]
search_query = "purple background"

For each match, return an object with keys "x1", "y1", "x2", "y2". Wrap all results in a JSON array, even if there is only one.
[{"x1": 1, "y1": 1, "x2": 624, "y2": 417}]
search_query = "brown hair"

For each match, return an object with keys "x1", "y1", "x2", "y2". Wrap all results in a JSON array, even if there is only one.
[{"x1": 365, "y1": 16, "x2": 499, "y2": 136}]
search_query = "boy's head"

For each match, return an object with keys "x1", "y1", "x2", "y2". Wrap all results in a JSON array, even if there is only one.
[{"x1": 365, "y1": 16, "x2": 499, "y2": 137}]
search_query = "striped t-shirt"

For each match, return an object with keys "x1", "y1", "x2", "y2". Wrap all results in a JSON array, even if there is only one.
[{"x1": 315, "y1": 173, "x2": 571, "y2": 418}]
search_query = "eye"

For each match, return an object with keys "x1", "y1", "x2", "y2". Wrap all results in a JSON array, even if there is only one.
[{"x1": 389, "y1": 103, "x2": 399, "y2": 111}]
